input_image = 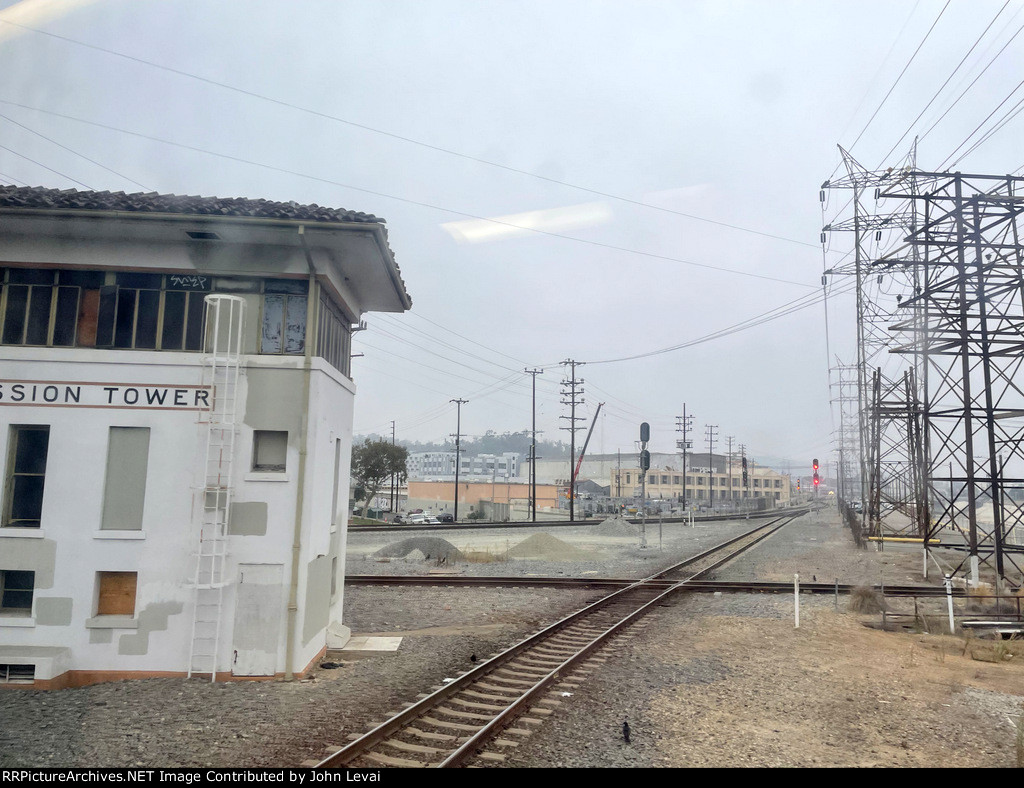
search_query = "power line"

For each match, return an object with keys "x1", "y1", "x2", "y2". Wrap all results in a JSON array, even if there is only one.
[
  {"x1": 0, "y1": 17, "x2": 818, "y2": 250},
  {"x1": 918, "y1": 16, "x2": 1024, "y2": 144},
  {"x1": 0, "y1": 99, "x2": 816, "y2": 289},
  {"x1": 846, "y1": 0, "x2": 951, "y2": 154},
  {"x1": 0, "y1": 111, "x2": 150, "y2": 190},
  {"x1": 587, "y1": 279, "x2": 857, "y2": 366},
  {"x1": 875, "y1": 0, "x2": 1011, "y2": 167},
  {"x1": 0, "y1": 141, "x2": 93, "y2": 189}
]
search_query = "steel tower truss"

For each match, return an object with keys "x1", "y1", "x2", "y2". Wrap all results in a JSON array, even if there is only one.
[
  {"x1": 865, "y1": 367, "x2": 928, "y2": 542},
  {"x1": 878, "y1": 170, "x2": 1024, "y2": 582},
  {"x1": 823, "y1": 146, "x2": 924, "y2": 521}
]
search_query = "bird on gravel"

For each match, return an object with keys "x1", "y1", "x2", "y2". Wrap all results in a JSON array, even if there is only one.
[
  {"x1": 470, "y1": 654, "x2": 477, "y2": 664},
  {"x1": 622, "y1": 718, "x2": 631, "y2": 744}
]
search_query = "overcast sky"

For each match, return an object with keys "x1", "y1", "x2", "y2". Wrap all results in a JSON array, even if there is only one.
[{"x1": 2, "y1": 0, "x2": 1022, "y2": 473}]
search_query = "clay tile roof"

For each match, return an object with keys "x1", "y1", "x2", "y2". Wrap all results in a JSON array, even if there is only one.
[
  {"x1": 0, "y1": 184, "x2": 409, "y2": 306},
  {"x1": 0, "y1": 184, "x2": 385, "y2": 225}
]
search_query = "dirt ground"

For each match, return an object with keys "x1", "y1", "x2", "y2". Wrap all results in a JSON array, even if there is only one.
[{"x1": 652, "y1": 608, "x2": 1022, "y2": 767}]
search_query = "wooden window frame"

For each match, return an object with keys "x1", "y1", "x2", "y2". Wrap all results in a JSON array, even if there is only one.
[{"x1": 3, "y1": 425, "x2": 49, "y2": 528}]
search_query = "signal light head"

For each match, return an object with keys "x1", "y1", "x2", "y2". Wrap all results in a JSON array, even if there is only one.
[{"x1": 812, "y1": 458, "x2": 819, "y2": 471}]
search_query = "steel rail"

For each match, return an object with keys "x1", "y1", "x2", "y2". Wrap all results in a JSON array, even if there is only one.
[
  {"x1": 345, "y1": 575, "x2": 959, "y2": 596},
  {"x1": 318, "y1": 515, "x2": 794, "y2": 769}
]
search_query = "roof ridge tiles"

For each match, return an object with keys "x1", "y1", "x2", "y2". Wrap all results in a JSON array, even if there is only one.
[{"x1": 0, "y1": 184, "x2": 384, "y2": 226}]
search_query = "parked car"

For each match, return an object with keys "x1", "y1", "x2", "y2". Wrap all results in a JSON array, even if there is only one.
[
  {"x1": 437, "y1": 513, "x2": 454, "y2": 523},
  {"x1": 424, "y1": 516, "x2": 440, "y2": 524},
  {"x1": 406, "y1": 514, "x2": 429, "y2": 525},
  {"x1": 392, "y1": 514, "x2": 404, "y2": 524}
]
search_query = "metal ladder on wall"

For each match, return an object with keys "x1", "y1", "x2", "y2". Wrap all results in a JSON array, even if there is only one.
[{"x1": 188, "y1": 294, "x2": 246, "y2": 681}]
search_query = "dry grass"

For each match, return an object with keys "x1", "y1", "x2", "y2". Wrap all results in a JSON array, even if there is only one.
[{"x1": 848, "y1": 585, "x2": 886, "y2": 613}]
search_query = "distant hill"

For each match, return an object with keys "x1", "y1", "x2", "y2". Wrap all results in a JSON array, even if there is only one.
[{"x1": 356, "y1": 429, "x2": 571, "y2": 459}]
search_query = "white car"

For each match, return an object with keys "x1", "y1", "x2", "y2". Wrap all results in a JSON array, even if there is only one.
[{"x1": 405, "y1": 513, "x2": 429, "y2": 524}]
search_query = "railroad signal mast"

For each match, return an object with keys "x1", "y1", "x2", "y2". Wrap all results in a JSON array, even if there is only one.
[
  {"x1": 812, "y1": 458, "x2": 820, "y2": 497},
  {"x1": 639, "y1": 421, "x2": 650, "y2": 549}
]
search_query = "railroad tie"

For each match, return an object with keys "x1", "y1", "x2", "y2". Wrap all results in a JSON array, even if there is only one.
[
  {"x1": 446, "y1": 696, "x2": 508, "y2": 713},
  {"x1": 462, "y1": 688, "x2": 516, "y2": 703},
  {"x1": 485, "y1": 675, "x2": 535, "y2": 689},
  {"x1": 405, "y1": 727, "x2": 460, "y2": 744},
  {"x1": 379, "y1": 739, "x2": 445, "y2": 756},
  {"x1": 436, "y1": 706, "x2": 502, "y2": 722},
  {"x1": 476, "y1": 680, "x2": 527, "y2": 693},
  {"x1": 364, "y1": 751, "x2": 434, "y2": 768},
  {"x1": 420, "y1": 715, "x2": 487, "y2": 733}
]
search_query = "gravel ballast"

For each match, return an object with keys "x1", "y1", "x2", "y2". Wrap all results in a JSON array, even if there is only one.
[{"x1": 3, "y1": 509, "x2": 1022, "y2": 768}]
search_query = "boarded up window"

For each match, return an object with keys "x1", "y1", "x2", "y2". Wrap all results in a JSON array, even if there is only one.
[
  {"x1": 261, "y1": 281, "x2": 308, "y2": 355},
  {"x1": 96, "y1": 572, "x2": 137, "y2": 616},
  {"x1": 252, "y1": 431, "x2": 287, "y2": 472},
  {"x1": 100, "y1": 427, "x2": 150, "y2": 531}
]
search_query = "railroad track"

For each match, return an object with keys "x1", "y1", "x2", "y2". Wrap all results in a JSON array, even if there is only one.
[
  {"x1": 316, "y1": 514, "x2": 796, "y2": 769},
  {"x1": 348, "y1": 505, "x2": 812, "y2": 533},
  {"x1": 346, "y1": 575, "x2": 958, "y2": 597}
]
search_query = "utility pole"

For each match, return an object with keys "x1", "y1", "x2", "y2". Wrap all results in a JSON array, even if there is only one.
[
  {"x1": 450, "y1": 399, "x2": 468, "y2": 522},
  {"x1": 390, "y1": 420, "x2": 396, "y2": 514},
  {"x1": 705, "y1": 425, "x2": 718, "y2": 511},
  {"x1": 559, "y1": 360, "x2": 585, "y2": 522},
  {"x1": 675, "y1": 404, "x2": 694, "y2": 512},
  {"x1": 726, "y1": 435, "x2": 734, "y2": 509},
  {"x1": 525, "y1": 368, "x2": 543, "y2": 523}
]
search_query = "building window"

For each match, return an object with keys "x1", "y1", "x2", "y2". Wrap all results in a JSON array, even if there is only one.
[
  {"x1": 0, "y1": 269, "x2": 208, "y2": 351},
  {"x1": 0, "y1": 570, "x2": 34, "y2": 615},
  {"x1": 101, "y1": 428, "x2": 150, "y2": 531},
  {"x1": 661, "y1": 475, "x2": 669, "y2": 485},
  {"x1": 96, "y1": 572, "x2": 137, "y2": 616},
  {"x1": 0, "y1": 664, "x2": 35, "y2": 684},
  {"x1": 4, "y1": 425, "x2": 49, "y2": 528},
  {"x1": 261, "y1": 280, "x2": 308, "y2": 355},
  {"x1": 316, "y1": 294, "x2": 352, "y2": 376},
  {"x1": 252, "y1": 431, "x2": 287, "y2": 472}
]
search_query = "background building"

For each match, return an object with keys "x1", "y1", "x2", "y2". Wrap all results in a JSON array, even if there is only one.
[{"x1": 406, "y1": 451, "x2": 520, "y2": 480}]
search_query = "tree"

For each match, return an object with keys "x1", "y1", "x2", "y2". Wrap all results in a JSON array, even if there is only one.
[{"x1": 351, "y1": 439, "x2": 408, "y2": 518}]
